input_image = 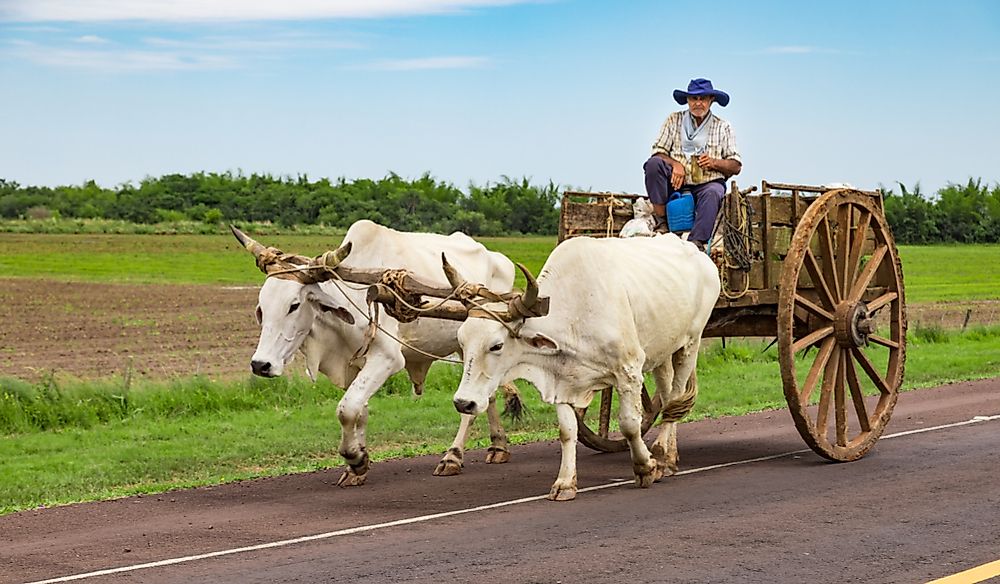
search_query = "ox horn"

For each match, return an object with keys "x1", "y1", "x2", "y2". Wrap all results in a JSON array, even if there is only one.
[
  {"x1": 231, "y1": 224, "x2": 277, "y2": 274},
  {"x1": 312, "y1": 241, "x2": 353, "y2": 270},
  {"x1": 516, "y1": 262, "x2": 539, "y2": 311},
  {"x1": 441, "y1": 253, "x2": 467, "y2": 290}
]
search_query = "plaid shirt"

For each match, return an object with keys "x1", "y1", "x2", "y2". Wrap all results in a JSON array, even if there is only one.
[{"x1": 651, "y1": 111, "x2": 741, "y2": 185}]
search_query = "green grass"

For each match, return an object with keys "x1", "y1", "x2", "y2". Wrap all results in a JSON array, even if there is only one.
[
  {"x1": 3, "y1": 326, "x2": 998, "y2": 515},
  {"x1": 0, "y1": 232, "x2": 554, "y2": 289},
  {"x1": 1, "y1": 233, "x2": 997, "y2": 301},
  {"x1": 897, "y1": 244, "x2": 1000, "y2": 302}
]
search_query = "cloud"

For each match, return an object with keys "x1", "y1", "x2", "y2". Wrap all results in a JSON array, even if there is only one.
[
  {"x1": 359, "y1": 56, "x2": 490, "y2": 70},
  {"x1": 143, "y1": 34, "x2": 362, "y2": 52},
  {"x1": 0, "y1": 0, "x2": 531, "y2": 22},
  {"x1": 763, "y1": 46, "x2": 823, "y2": 55},
  {"x1": 75, "y1": 34, "x2": 110, "y2": 44},
  {"x1": 4, "y1": 40, "x2": 235, "y2": 71}
]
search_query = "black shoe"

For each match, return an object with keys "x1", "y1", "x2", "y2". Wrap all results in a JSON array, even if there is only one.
[{"x1": 653, "y1": 216, "x2": 669, "y2": 234}]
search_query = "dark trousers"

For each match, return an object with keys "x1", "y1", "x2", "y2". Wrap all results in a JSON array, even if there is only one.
[{"x1": 643, "y1": 155, "x2": 725, "y2": 243}]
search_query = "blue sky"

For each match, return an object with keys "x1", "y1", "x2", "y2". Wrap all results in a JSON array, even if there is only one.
[{"x1": 2, "y1": 0, "x2": 999, "y2": 197}]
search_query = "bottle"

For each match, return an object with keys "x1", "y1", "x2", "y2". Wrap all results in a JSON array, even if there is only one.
[{"x1": 689, "y1": 156, "x2": 704, "y2": 183}]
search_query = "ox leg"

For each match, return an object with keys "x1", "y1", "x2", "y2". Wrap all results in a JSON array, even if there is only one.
[
  {"x1": 485, "y1": 387, "x2": 511, "y2": 464},
  {"x1": 336, "y1": 358, "x2": 402, "y2": 487},
  {"x1": 618, "y1": 369, "x2": 659, "y2": 488},
  {"x1": 549, "y1": 403, "x2": 578, "y2": 501},
  {"x1": 435, "y1": 412, "x2": 474, "y2": 476},
  {"x1": 650, "y1": 339, "x2": 701, "y2": 478},
  {"x1": 433, "y1": 391, "x2": 511, "y2": 476}
]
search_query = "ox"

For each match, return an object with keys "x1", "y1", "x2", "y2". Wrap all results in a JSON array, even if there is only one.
[
  {"x1": 232, "y1": 220, "x2": 519, "y2": 486},
  {"x1": 449, "y1": 234, "x2": 720, "y2": 500}
]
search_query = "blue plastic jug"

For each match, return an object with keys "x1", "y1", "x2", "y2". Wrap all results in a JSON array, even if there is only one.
[{"x1": 667, "y1": 191, "x2": 694, "y2": 232}]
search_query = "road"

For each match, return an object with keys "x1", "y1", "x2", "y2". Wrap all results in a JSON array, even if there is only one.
[{"x1": 2, "y1": 378, "x2": 999, "y2": 584}]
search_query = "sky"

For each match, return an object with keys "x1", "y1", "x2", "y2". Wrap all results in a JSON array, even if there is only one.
[{"x1": 2, "y1": 0, "x2": 999, "y2": 197}]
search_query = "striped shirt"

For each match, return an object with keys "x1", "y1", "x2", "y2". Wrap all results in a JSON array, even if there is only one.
[{"x1": 651, "y1": 111, "x2": 741, "y2": 185}]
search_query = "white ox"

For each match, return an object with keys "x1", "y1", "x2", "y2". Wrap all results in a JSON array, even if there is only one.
[
  {"x1": 232, "y1": 220, "x2": 518, "y2": 486},
  {"x1": 450, "y1": 234, "x2": 720, "y2": 500}
]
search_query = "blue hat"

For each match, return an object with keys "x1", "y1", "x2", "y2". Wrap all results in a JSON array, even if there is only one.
[{"x1": 673, "y1": 78, "x2": 730, "y2": 107}]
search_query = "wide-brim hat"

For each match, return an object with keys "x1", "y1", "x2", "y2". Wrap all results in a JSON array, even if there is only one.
[{"x1": 673, "y1": 78, "x2": 730, "y2": 107}]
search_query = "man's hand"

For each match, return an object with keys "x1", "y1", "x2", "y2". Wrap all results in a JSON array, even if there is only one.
[
  {"x1": 670, "y1": 160, "x2": 686, "y2": 190},
  {"x1": 697, "y1": 154, "x2": 715, "y2": 172}
]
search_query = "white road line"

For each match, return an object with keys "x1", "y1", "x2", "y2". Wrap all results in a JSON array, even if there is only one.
[{"x1": 23, "y1": 414, "x2": 1000, "y2": 584}]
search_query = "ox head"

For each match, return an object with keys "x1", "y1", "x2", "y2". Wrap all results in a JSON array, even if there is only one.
[
  {"x1": 232, "y1": 226, "x2": 356, "y2": 377},
  {"x1": 446, "y1": 260, "x2": 556, "y2": 416}
]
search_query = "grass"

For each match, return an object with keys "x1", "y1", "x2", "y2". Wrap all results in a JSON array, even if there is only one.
[
  {"x1": 0, "y1": 232, "x2": 553, "y2": 289},
  {"x1": 897, "y1": 244, "x2": 1000, "y2": 302},
  {"x1": 1, "y1": 233, "x2": 997, "y2": 301},
  {"x1": 2, "y1": 325, "x2": 998, "y2": 515}
]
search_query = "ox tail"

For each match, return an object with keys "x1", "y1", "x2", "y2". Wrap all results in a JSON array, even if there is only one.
[
  {"x1": 501, "y1": 382, "x2": 526, "y2": 421},
  {"x1": 661, "y1": 370, "x2": 698, "y2": 423}
]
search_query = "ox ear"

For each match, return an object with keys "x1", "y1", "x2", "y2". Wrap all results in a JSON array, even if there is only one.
[
  {"x1": 305, "y1": 289, "x2": 355, "y2": 325},
  {"x1": 524, "y1": 332, "x2": 559, "y2": 354}
]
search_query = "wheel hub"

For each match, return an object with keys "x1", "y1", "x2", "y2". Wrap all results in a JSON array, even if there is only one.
[{"x1": 834, "y1": 300, "x2": 873, "y2": 347}]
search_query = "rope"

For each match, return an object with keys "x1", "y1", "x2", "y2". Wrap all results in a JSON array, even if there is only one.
[
  {"x1": 713, "y1": 187, "x2": 757, "y2": 300},
  {"x1": 260, "y1": 256, "x2": 528, "y2": 360}
]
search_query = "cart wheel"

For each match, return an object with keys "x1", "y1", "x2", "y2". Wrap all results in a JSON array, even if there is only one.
[
  {"x1": 575, "y1": 385, "x2": 662, "y2": 452},
  {"x1": 777, "y1": 189, "x2": 907, "y2": 461}
]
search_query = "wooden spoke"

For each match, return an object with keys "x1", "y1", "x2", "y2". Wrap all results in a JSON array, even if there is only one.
[
  {"x1": 815, "y1": 346, "x2": 841, "y2": 435},
  {"x1": 851, "y1": 347, "x2": 891, "y2": 396},
  {"x1": 835, "y1": 203, "x2": 853, "y2": 299},
  {"x1": 844, "y1": 355, "x2": 872, "y2": 433},
  {"x1": 792, "y1": 325, "x2": 834, "y2": 355},
  {"x1": 866, "y1": 291, "x2": 898, "y2": 313},
  {"x1": 845, "y1": 209, "x2": 873, "y2": 293},
  {"x1": 816, "y1": 215, "x2": 842, "y2": 303},
  {"x1": 868, "y1": 334, "x2": 900, "y2": 349},
  {"x1": 800, "y1": 336, "x2": 837, "y2": 404},
  {"x1": 795, "y1": 293, "x2": 835, "y2": 322},
  {"x1": 848, "y1": 245, "x2": 888, "y2": 303},
  {"x1": 803, "y1": 249, "x2": 838, "y2": 311},
  {"x1": 834, "y1": 350, "x2": 848, "y2": 446},
  {"x1": 598, "y1": 387, "x2": 613, "y2": 436}
]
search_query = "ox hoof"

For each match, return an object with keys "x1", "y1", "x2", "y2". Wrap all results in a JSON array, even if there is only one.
[
  {"x1": 485, "y1": 447, "x2": 511, "y2": 464},
  {"x1": 433, "y1": 459, "x2": 463, "y2": 476},
  {"x1": 337, "y1": 469, "x2": 368, "y2": 487},
  {"x1": 634, "y1": 460, "x2": 660, "y2": 488},
  {"x1": 547, "y1": 485, "x2": 577, "y2": 501}
]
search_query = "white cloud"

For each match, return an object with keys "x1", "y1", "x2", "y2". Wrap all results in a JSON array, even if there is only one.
[
  {"x1": 143, "y1": 34, "x2": 362, "y2": 52},
  {"x1": 4, "y1": 40, "x2": 235, "y2": 71},
  {"x1": 0, "y1": 0, "x2": 531, "y2": 22},
  {"x1": 360, "y1": 56, "x2": 489, "y2": 70},
  {"x1": 75, "y1": 34, "x2": 110, "y2": 43},
  {"x1": 763, "y1": 46, "x2": 822, "y2": 55}
]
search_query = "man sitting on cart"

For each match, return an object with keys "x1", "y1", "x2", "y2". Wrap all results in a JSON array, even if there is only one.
[{"x1": 643, "y1": 78, "x2": 742, "y2": 250}]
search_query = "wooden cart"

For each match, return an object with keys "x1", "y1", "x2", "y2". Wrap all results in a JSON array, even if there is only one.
[{"x1": 559, "y1": 181, "x2": 907, "y2": 462}]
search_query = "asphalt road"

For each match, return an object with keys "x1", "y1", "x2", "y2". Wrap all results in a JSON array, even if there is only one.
[{"x1": 3, "y1": 378, "x2": 999, "y2": 584}]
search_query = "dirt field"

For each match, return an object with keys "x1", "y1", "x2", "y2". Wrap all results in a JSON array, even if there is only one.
[
  {"x1": 0, "y1": 278, "x2": 260, "y2": 382},
  {"x1": 1, "y1": 277, "x2": 998, "y2": 383}
]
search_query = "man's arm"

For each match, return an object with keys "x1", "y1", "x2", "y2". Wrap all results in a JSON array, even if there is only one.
[{"x1": 698, "y1": 155, "x2": 741, "y2": 177}]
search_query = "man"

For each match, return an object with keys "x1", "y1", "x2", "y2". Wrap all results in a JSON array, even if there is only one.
[{"x1": 643, "y1": 78, "x2": 742, "y2": 249}]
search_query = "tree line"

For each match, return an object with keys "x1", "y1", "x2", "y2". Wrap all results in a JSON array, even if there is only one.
[
  {"x1": 1, "y1": 173, "x2": 998, "y2": 242},
  {"x1": 881, "y1": 179, "x2": 1000, "y2": 244},
  {"x1": 0, "y1": 172, "x2": 562, "y2": 236}
]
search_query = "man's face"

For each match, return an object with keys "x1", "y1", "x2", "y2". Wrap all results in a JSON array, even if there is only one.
[{"x1": 687, "y1": 95, "x2": 714, "y2": 118}]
